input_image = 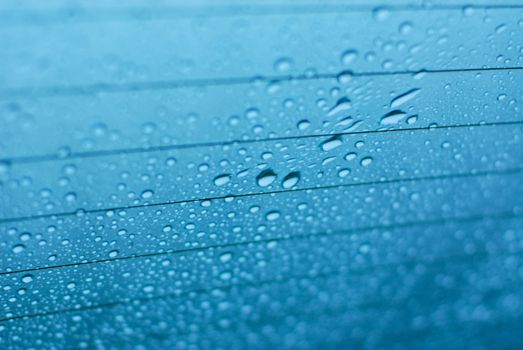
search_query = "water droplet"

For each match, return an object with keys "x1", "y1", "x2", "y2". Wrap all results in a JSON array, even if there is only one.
[
  {"x1": 344, "y1": 152, "x2": 357, "y2": 161},
  {"x1": 407, "y1": 115, "x2": 418, "y2": 124},
  {"x1": 214, "y1": 174, "x2": 231, "y2": 187},
  {"x1": 273, "y1": 57, "x2": 293, "y2": 73},
  {"x1": 12, "y1": 244, "x2": 25, "y2": 254},
  {"x1": 256, "y1": 169, "x2": 277, "y2": 187},
  {"x1": 340, "y1": 49, "x2": 358, "y2": 65},
  {"x1": 245, "y1": 108, "x2": 260, "y2": 119},
  {"x1": 266, "y1": 211, "x2": 281, "y2": 221},
  {"x1": 337, "y1": 70, "x2": 354, "y2": 84},
  {"x1": 399, "y1": 21, "x2": 413, "y2": 34},
  {"x1": 219, "y1": 252, "x2": 233, "y2": 263},
  {"x1": 326, "y1": 97, "x2": 351, "y2": 117},
  {"x1": 228, "y1": 115, "x2": 240, "y2": 126},
  {"x1": 22, "y1": 275, "x2": 33, "y2": 283},
  {"x1": 380, "y1": 110, "x2": 407, "y2": 125},
  {"x1": 0, "y1": 160, "x2": 10, "y2": 175},
  {"x1": 297, "y1": 119, "x2": 311, "y2": 130},
  {"x1": 361, "y1": 157, "x2": 373, "y2": 166},
  {"x1": 282, "y1": 171, "x2": 301, "y2": 189},
  {"x1": 390, "y1": 88, "x2": 421, "y2": 109},
  {"x1": 109, "y1": 250, "x2": 118, "y2": 258},
  {"x1": 165, "y1": 157, "x2": 176, "y2": 166},
  {"x1": 141, "y1": 190, "x2": 154, "y2": 199},
  {"x1": 463, "y1": 5, "x2": 475, "y2": 16},
  {"x1": 65, "y1": 192, "x2": 77, "y2": 202},
  {"x1": 338, "y1": 169, "x2": 351, "y2": 178},
  {"x1": 320, "y1": 136, "x2": 343, "y2": 151},
  {"x1": 220, "y1": 271, "x2": 232, "y2": 281},
  {"x1": 373, "y1": 7, "x2": 390, "y2": 21}
]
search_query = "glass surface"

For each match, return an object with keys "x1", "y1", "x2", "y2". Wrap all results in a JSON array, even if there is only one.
[{"x1": 1, "y1": 1, "x2": 522, "y2": 349}]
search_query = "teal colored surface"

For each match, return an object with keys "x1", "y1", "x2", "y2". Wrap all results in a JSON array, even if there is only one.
[{"x1": 0, "y1": 1, "x2": 523, "y2": 349}]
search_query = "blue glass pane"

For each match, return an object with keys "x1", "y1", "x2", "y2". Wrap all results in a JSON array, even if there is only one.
[{"x1": 1, "y1": 1, "x2": 522, "y2": 349}]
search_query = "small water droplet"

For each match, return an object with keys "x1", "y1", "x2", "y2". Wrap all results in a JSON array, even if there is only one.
[
  {"x1": 141, "y1": 190, "x2": 154, "y2": 199},
  {"x1": 338, "y1": 169, "x2": 351, "y2": 178},
  {"x1": 373, "y1": 7, "x2": 390, "y2": 21},
  {"x1": 361, "y1": 157, "x2": 373, "y2": 166},
  {"x1": 399, "y1": 21, "x2": 413, "y2": 35},
  {"x1": 340, "y1": 49, "x2": 358, "y2": 65},
  {"x1": 143, "y1": 285, "x2": 155, "y2": 293},
  {"x1": 0, "y1": 160, "x2": 12, "y2": 175},
  {"x1": 22, "y1": 275, "x2": 33, "y2": 283},
  {"x1": 220, "y1": 252, "x2": 233, "y2": 263},
  {"x1": 337, "y1": 70, "x2": 354, "y2": 84},
  {"x1": 266, "y1": 211, "x2": 281, "y2": 221},
  {"x1": 297, "y1": 119, "x2": 311, "y2": 130},
  {"x1": 344, "y1": 152, "x2": 357, "y2": 161},
  {"x1": 12, "y1": 244, "x2": 25, "y2": 254},
  {"x1": 274, "y1": 57, "x2": 293, "y2": 73}
]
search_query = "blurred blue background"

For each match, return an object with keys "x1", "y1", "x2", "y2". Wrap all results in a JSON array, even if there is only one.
[{"x1": 0, "y1": 0, "x2": 522, "y2": 349}]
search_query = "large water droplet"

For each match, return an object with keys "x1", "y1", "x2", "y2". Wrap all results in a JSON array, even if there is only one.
[
  {"x1": 326, "y1": 97, "x2": 351, "y2": 117},
  {"x1": 390, "y1": 88, "x2": 421, "y2": 109},
  {"x1": 282, "y1": 171, "x2": 301, "y2": 189},
  {"x1": 320, "y1": 136, "x2": 343, "y2": 151},
  {"x1": 380, "y1": 110, "x2": 407, "y2": 125},
  {"x1": 256, "y1": 169, "x2": 277, "y2": 187},
  {"x1": 214, "y1": 174, "x2": 231, "y2": 186}
]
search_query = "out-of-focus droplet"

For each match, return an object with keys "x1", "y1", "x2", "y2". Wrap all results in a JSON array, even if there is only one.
[
  {"x1": 274, "y1": 57, "x2": 293, "y2": 73},
  {"x1": 220, "y1": 252, "x2": 233, "y2": 263},
  {"x1": 373, "y1": 7, "x2": 390, "y2": 21},
  {"x1": 340, "y1": 49, "x2": 358, "y2": 65},
  {"x1": 266, "y1": 211, "x2": 281, "y2": 221},
  {"x1": 12, "y1": 244, "x2": 25, "y2": 254},
  {"x1": 337, "y1": 70, "x2": 354, "y2": 84}
]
